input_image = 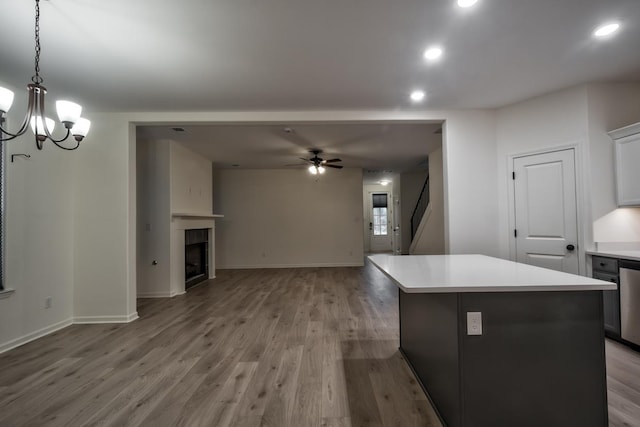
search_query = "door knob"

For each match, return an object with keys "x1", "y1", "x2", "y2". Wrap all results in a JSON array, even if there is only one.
[{"x1": 566, "y1": 244, "x2": 575, "y2": 251}]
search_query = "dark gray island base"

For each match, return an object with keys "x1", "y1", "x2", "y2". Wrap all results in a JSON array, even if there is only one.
[{"x1": 399, "y1": 289, "x2": 608, "y2": 427}]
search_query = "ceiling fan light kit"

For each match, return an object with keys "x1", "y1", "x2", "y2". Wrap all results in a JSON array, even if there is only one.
[
  {"x1": 300, "y1": 149, "x2": 343, "y2": 176},
  {"x1": 308, "y1": 165, "x2": 326, "y2": 175},
  {"x1": 0, "y1": 0, "x2": 91, "y2": 151}
]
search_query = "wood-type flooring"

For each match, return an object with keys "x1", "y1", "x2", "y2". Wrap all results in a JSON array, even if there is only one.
[{"x1": 0, "y1": 261, "x2": 639, "y2": 426}]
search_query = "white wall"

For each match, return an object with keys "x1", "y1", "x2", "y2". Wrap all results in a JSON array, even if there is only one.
[
  {"x1": 400, "y1": 169, "x2": 429, "y2": 254},
  {"x1": 411, "y1": 147, "x2": 445, "y2": 255},
  {"x1": 586, "y1": 84, "x2": 640, "y2": 244},
  {"x1": 136, "y1": 138, "x2": 171, "y2": 297},
  {"x1": 0, "y1": 82, "x2": 75, "y2": 351},
  {"x1": 495, "y1": 83, "x2": 640, "y2": 270},
  {"x1": 496, "y1": 86, "x2": 589, "y2": 261},
  {"x1": 443, "y1": 111, "x2": 499, "y2": 256},
  {"x1": 73, "y1": 114, "x2": 138, "y2": 323},
  {"x1": 214, "y1": 168, "x2": 364, "y2": 268},
  {"x1": 137, "y1": 139, "x2": 213, "y2": 297},
  {"x1": 170, "y1": 142, "x2": 213, "y2": 214},
  {"x1": 1, "y1": 108, "x2": 500, "y2": 351}
]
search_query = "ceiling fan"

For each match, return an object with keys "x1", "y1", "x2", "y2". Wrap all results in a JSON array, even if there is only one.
[{"x1": 300, "y1": 149, "x2": 343, "y2": 175}]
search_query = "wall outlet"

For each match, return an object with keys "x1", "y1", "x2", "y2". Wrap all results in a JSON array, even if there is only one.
[
  {"x1": 45, "y1": 297, "x2": 52, "y2": 309},
  {"x1": 467, "y1": 311, "x2": 482, "y2": 336}
]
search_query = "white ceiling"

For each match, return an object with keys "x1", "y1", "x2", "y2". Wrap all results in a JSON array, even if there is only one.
[
  {"x1": 1, "y1": 0, "x2": 639, "y2": 112},
  {"x1": 137, "y1": 123, "x2": 442, "y2": 182},
  {"x1": 3, "y1": 1, "x2": 639, "y2": 182}
]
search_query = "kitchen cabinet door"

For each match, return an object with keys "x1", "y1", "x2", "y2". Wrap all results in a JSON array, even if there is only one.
[
  {"x1": 610, "y1": 123, "x2": 640, "y2": 207},
  {"x1": 594, "y1": 270, "x2": 620, "y2": 336}
]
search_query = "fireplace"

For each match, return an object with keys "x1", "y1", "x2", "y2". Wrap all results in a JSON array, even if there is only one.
[
  {"x1": 185, "y1": 228, "x2": 209, "y2": 289},
  {"x1": 166, "y1": 213, "x2": 222, "y2": 297}
]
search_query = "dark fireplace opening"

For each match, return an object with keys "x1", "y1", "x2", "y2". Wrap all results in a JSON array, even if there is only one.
[{"x1": 185, "y1": 229, "x2": 209, "y2": 290}]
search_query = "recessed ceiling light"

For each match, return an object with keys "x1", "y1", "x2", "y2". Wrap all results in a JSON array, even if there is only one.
[
  {"x1": 457, "y1": 0, "x2": 478, "y2": 8},
  {"x1": 424, "y1": 46, "x2": 443, "y2": 61},
  {"x1": 593, "y1": 22, "x2": 621, "y2": 38},
  {"x1": 380, "y1": 180, "x2": 390, "y2": 186},
  {"x1": 410, "y1": 90, "x2": 426, "y2": 103}
]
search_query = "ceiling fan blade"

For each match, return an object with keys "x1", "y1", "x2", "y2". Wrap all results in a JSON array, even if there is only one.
[
  {"x1": 285, "y1": 163, "x2": 307, "y2": 167},
  {"x1": 325, "y1": 164, "x2": 343, "y2": 169},
  {"x1": 323, "y1": 158, "x2": 342, "y2": 163},
  {"x1": 299, "y1": 157, "x2": 312, "y2": 163}
]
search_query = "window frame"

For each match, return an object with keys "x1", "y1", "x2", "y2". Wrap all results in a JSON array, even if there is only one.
[{"x1": 372, "y1": 193, "x2": 389, "y2": 237}]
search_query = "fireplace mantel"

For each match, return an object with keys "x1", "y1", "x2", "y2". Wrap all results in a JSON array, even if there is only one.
[
  {"x1": 172, "y1": 213, "x2": 224, "y2": 219},
  {"x1": 170, "y1": 213, "x2": 224, "y2": 296}
]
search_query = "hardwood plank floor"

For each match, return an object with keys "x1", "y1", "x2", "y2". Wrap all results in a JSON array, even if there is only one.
[
  {"x1": 607, "y1": 339, "x2": 640, "y2": 427},
  {"x1": 0, "y1": 261, "x2": 639, "y2": 426}
]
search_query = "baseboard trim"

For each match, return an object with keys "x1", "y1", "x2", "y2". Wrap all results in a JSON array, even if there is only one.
[
  {"x1": 0, "y1": 318, "x2": 73, "y2": 354},
  {"x1": 218, "y1": 262, "x2": 364, "y2": 269},
  {"x1": 73, "y1": 312, "x2": 139, "y2": 324}
]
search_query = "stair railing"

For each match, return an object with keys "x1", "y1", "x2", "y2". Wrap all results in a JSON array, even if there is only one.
[{"x1": 410, "y1": 175, "x2": 430, "y2": 242}]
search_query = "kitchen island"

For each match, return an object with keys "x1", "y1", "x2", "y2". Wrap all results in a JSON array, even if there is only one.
[{"x1": 368, "y1": 254, "x2": 616, "y2": 427}]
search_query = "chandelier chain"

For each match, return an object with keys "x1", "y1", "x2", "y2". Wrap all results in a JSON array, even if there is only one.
[
  {"x1": 32, "y1": 0, "x2": 43, "y2": 85},
  {"x1": 0, "y1": 0, "x2": 89, "y2": 148}
]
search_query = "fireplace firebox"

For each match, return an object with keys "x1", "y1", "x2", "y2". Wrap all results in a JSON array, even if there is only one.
[{"x1": 185, "y1": 228, "x2": 209, "y2": 289}]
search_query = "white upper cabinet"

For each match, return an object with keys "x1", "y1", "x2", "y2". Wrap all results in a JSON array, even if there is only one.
[{"x1": 609, "y1": 123, "x2": 640, "y2": 207}]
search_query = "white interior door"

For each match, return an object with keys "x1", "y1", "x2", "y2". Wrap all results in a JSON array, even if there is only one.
[
  {"x1": 513, "y1": 149, "x2": 579, "y2": 273},
  {"x1": 369, "y1": 192, "x2": 393, "y2": 252}
]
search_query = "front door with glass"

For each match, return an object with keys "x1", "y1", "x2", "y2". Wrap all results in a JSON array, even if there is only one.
[{"x1": 369, "y1": 192, "x2": 393, "y2": 252}]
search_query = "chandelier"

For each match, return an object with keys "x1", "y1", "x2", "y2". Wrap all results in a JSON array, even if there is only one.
[{"x1": 0, "y1": 0, "x2": 90, "y2": 151}]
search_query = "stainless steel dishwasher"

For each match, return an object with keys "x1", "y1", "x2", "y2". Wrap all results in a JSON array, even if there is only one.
[{"x1": 620, "y1": 259, "x2": 640, "y2": 346}]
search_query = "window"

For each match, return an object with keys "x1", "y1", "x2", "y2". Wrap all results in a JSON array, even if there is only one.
[{"x1": 372, "y1": 193, "x2": 388, "y2": 236}]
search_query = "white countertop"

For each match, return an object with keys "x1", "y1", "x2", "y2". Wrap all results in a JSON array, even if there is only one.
[
  {"x1": 368, "y1": 254, "x2": 615, "y2": 293},
  {"x1": 586, "y1": 250, "x2": 640, "y2": 262}
]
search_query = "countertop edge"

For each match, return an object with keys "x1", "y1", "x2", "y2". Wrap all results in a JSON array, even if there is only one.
[
  {"x1": 586, "y1": 250, "x2": 640, "y2": 262},
  {"x1": 398, "y1": 284, "x2": 616, "y2": 293},
  {"x1": 369, "y1": 254, "x2": 616, "y2": 293}
]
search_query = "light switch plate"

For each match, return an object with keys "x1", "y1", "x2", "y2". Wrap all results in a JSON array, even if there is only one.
[{"x1": 467, "y1": 311, "x2": 482, "y2": 336}]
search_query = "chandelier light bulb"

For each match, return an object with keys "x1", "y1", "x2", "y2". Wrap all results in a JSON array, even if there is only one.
[
  {"x1": 56, "y1": 100, "x2": 82, "y2": 127},
  {"x1": 71, "y1": 118, "x2": 91, "y2": 140},
  {"x1": 30, "y1": 116, "x2": 55, "y2": 139},
  {"x1": 318, "y1": 166, "x2": 326, "y2": 174},
  {"x1": 0, "y1": 87, "x2": 14, "y2": 113},
  {"x1": 309, "y1": 165, "x2": 318, "y2": 175}
]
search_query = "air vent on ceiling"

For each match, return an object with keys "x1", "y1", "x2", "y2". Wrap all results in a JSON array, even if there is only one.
[{"x1": 172, "y1": 127, "x2": 185, "y2": 132}]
